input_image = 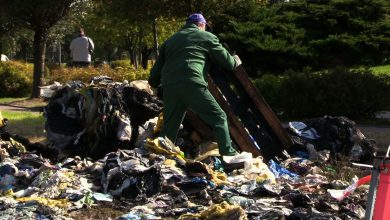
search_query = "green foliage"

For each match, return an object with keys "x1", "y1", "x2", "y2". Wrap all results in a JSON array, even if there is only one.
[
  {"x1": 254, "y1": 68, "x2": 390, "y2": 119},
  {"x1": 110, "y1": 60, "x2": 132, "y2": 69},
  {"x1": 253, "y1": 74, "x2": 284, "y2": 105},
  {"x1": 49, "y1": 64, "x2": 150, "y2": 83},
  {"x1": 83, "y1": 0, "x2": 259, "y2": 64},
  {"x1": 0, "y1": 60, "x2": 150, "y2": 98},
  {"x1": 214, "y1": 0, "x2": 390, "y2": 74},
  {"x1": 1, "y1": 110, "x2": 45, "y2": 142},
  {"x1": 0, "y1": 0, "x2": 89, "y2": 97},
  {"x1": 0, "y1": 61, "x2": 33, "y2": 97},
  {"x1": 0, "y1": 97, "x2": 27, "y2": 104},
  {"x1": 369, "y1": 65, "x2": 390, "y2": 75}
]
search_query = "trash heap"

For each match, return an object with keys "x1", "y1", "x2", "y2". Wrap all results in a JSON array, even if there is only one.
[
  {"x1": 0, "y1": 79, "x2": 377, "y2": 219},
  {"x1": 0, "y1": 129, "x2": 371, "y2": 219},
  {"x1": 287, "y1": 116, "x2": 376, "y2": 163},
  {"x1": 43, "y1": 78, "x2": 163, "y2": 160}
]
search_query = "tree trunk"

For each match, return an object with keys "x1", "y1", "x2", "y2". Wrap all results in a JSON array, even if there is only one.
[
  {"x1": 129, "y1": 49, "x2": 134, "y2": 65},
  {"x1": 20, "y1": 41, "x2": 29, "y2": 62},
  {"x1": 132, "y1": 49, "x2": 138, "y2": 69},
  {"x1": 141, "y1": 46, "x2": 151, "y2": 69},
  {"x1": 31, "y1": 28, "x2": 47, "y2": 98},
  {"x1": 138, "y1": 50, "x2": 142, "y2": 68},
  {"x1": 152, "y1": 19, "x2": 158, "y2": 57}
]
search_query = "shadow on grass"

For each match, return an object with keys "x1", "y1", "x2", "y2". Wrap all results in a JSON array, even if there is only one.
[{"x1": 1, "y1": 111, "x2": 46, "y2": 142}]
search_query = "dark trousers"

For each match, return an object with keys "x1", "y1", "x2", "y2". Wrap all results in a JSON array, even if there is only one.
[{"x1": 160, "y1": 83, "x2": 237, "y2": 156}]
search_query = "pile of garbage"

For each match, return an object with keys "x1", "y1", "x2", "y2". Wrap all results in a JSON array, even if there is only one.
[
  {"x1": 43, "y1": 78, "x2": 163, "y2": 160},
  {"x1": 0, "y1": 79, "x2": 377, "y2": 219},
  {"x1": 287, "y1": 116, "x2": 377, "y2": 163},
  {"x1": 0, "y1": 125, "x2": 371, "y2": 219}
]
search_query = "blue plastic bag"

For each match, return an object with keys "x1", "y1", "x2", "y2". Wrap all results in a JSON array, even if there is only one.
[{"x1": 268, "y1": 159, "x2": 299, "y2": 179}]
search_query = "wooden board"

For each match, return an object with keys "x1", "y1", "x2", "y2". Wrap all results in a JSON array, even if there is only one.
[
  {"x1": 184, "y1": 63, "x2": 292, "y2": 161},
  {"x1": 208, "y1": 64, "x2": 292, "y2": 161}
]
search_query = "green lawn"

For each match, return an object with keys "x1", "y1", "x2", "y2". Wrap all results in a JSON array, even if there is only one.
[
  {"x1": 353, "y1": 65, "x2": 390, "y2": 76},
  {"x1": 370, "y1": 65, "x2": 390, "y2": 75},
  {"x1": 1, "y1": 110, "x2": 46, "y2": 142}
]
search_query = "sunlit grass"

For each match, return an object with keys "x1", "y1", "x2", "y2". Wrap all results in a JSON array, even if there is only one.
[
  {"x1": 370, "y1": 65, "x2": 390, "y2": 75},
  {"x1": 1, "y1": 110, "x2": 46, "y2": 142}
]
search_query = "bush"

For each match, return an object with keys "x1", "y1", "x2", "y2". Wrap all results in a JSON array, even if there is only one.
[
  {"x1": 0, "y1": 61, "x2": 33, "y2": 97},
  {"x1": 254, "y1": 68, "x2": 390, "y2": 119},
  {"x1": 110, "y1": 60, "x2": 132, "y2": 69},
  {"x1": 214, "y1": 0, "x2": 390, "y2": 74},
  {"x1": 49, "y1": 64, "x2": 150, "y2": 83}
]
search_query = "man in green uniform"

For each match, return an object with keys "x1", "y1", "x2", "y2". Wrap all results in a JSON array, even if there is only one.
[{"x1": 148, "y1": 13, "x2": 241, "y2": 156}]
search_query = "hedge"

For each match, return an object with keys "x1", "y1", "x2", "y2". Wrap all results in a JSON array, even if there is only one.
[
  {"x1": 110, "y1": 60, "x2": 132, "y2": 69},
  {"x1": 0, "y1": 61, "x2": 33, "y2": 97},
  {"x1": 0, "y1": 61, "x2": 150, "y2": 98},
  {"x1": 49, "y1": 63, "x2": 150, "y2": 83},
  {"x1": 3, "y1": 61, "x2": 389, "y2": 119},
  {"x1": 254, "y1": 68, "x2": 390, "y2": 119}
]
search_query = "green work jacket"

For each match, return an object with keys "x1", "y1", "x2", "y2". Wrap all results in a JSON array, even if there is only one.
[{"x1": 148, "y1": 24, "x2": 237, "y2": 88}]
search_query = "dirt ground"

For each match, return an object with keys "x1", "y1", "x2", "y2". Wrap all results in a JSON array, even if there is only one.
[
  {"x1": 357, "y1": 125, "x2": 390, "y2": 152},
  {"x1": 0, "y1": 98, "x2": 45, "y2": 112}
]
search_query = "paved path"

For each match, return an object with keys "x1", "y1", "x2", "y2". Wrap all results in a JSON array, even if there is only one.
[
  {"x1": 0, "y1": 104, "x2": 42, "y2": 112},
  {"x1": 357, "y1": 125, "x2": 390, "y2": 150}
]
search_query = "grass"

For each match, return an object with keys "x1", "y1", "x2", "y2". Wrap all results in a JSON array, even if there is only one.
[
  {"x1": 0, "y1": 97, "x2": 28, "y2": 104},
  {"x1": 352, "y1": 64, "x2": 390, "y2": 75},
  {"x1": 1, "y1": 110, "x2": 46, "y2": 143},
  {"x1": 321, "y1": 159, "x2": 372, "y2": 183},
  {"x1": 0, "y1": 97, "x2": 47, "y2": 143},
  {"x1": 370, "y1": 65, "x2": 390, "y2": 75}
]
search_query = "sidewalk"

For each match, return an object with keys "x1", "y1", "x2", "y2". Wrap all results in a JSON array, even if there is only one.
[{"x1": 0, "y1": 103, "x2": 42, "y2": 112}]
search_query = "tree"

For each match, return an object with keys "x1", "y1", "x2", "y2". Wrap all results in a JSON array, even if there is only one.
[
  {"x1": 211, "y1": 1, "x2": 308, "y2": 74},
  {"x1": 0, "y1": 0, "x2": 89, "y2": 98},
  {"x1": 282, "y1": 0, "x2": 390, "y2": 68},
  {"x1": 86, "y1": 0, "x2": 181, "y2": 68},
  {"x1": 213, "y1": 0, "x2": 390, "y2": 74},
  {"x1": 93, "y1": 0, "x2": 257, "y2": 68},
  {"x1": 0, "y1": 6, "x2": 18, "y2": 56}
]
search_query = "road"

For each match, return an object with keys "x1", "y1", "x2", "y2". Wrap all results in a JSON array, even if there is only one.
[{"x1": 357, "y1": 125, "x2": 390, "y2": 150}]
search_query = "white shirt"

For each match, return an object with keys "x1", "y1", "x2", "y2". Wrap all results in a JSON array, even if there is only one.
[
  {"x1": 1, "y1": 54, "x2": 9, "y2": 61},
  {"x1": 69, "y1": 35, "x2": 94, "y2": 62}
]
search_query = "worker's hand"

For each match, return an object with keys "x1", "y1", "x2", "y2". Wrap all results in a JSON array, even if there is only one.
[{"x1": 233, "y1": 55, "x2": 242, "y2": 66}]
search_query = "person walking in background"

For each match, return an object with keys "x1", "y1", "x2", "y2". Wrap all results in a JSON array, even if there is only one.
[
  {"x1": 69, "y1": 28, "x2": 94, "y2": 67},
  {"x1": 148, "y1": 13, "x2": 242, "y2": 156},
  {"x1": 0, "y1": 54, "x2": 9, "y2": 62}
]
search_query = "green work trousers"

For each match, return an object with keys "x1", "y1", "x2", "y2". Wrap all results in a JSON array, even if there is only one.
[{"x1": 160, "y1": 83, "x2": 237, "y2": 156}]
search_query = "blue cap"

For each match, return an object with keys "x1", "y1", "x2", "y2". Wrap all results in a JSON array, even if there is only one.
[{"x1": 186, "y1": 13, "x2": 207, "y2": 24}]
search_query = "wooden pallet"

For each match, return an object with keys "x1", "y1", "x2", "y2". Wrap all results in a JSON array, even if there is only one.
[{"x1": 185, "y1": 64, "x2": 292, "y2": 161}]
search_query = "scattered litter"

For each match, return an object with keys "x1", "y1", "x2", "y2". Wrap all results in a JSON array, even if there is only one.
[
  {"x1": 328, "y1": 175, "x2": 371, "y2": 201},
  {"x1": 178, "y1": 201, "x2": 247, "y2": 220},
  {"x1": 0, "y1": 79, "x2": 378, "y2": 219},
  {"x1": 288, "y1": 116, "x2": 377, "y2": 163},
  {"x1": 92, "y1": 192, "x2": 113, "y2": 202}
]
